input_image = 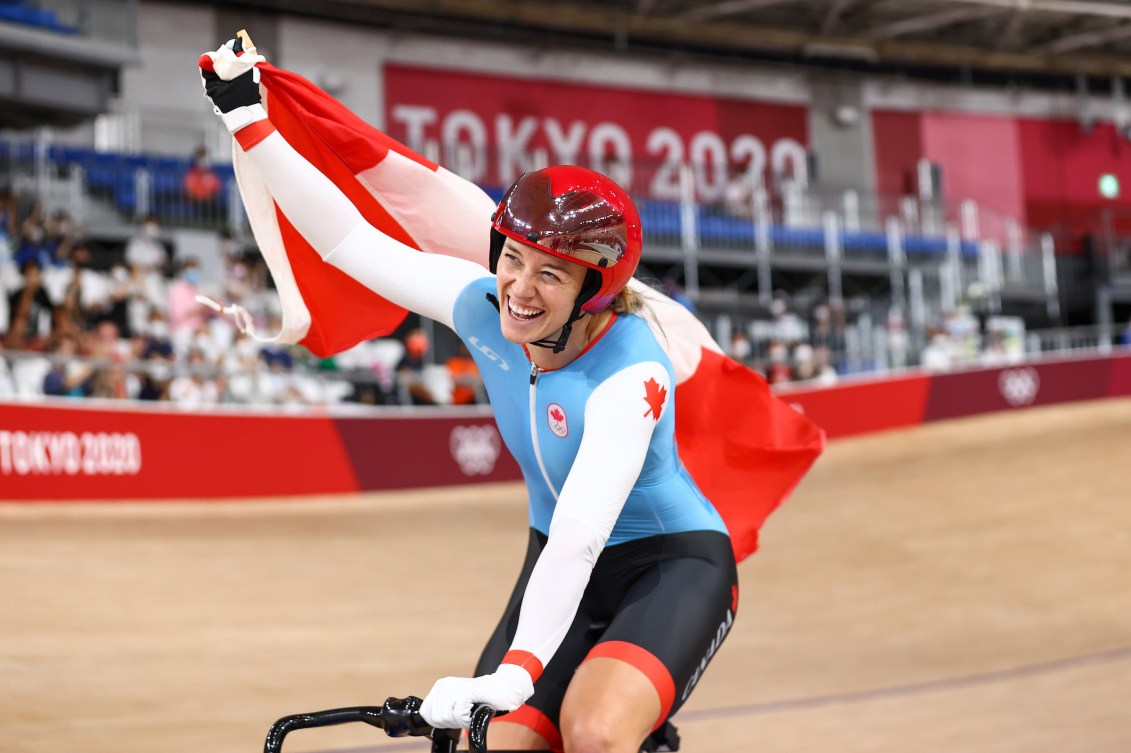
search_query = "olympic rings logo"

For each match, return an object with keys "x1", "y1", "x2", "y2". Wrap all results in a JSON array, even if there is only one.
[
  {"x1": 449, "y1": 424, "x2": 502, "y2": 476},
  {"x1": 997, "y1": 367, "x2": 1040, "y2": 407}
]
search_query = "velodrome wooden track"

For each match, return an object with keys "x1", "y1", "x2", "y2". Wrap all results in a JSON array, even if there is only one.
[{"x1": 3, "y1": 398, "x2": 1130, "y2": 753}]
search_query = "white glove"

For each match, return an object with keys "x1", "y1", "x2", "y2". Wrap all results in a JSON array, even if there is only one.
[{"x1": 420, "y1": 664, "x2": 534, "y2": 729}]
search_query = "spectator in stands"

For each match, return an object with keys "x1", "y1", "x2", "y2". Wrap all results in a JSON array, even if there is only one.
[
  {"x1": 920, "y1": 326, "x2": 955, "y2": 372},
  {"x1": 5, "y1": 259, "x2": 54, "y2": 350},
  {"x1": 42, "y1": 332, "x2": 93, "y2": 397},
  {"x1": 125, "y1": 214, "x2": 168, "y2": 275},
  {"x1": 85, "y1": 319, "x2": 131, "y2": 400},
  {"x1": 793, "y1": 342, "x2": 816, "y2": 382},
  {"x1": 92, "y1": 261, "x2": 128, "y2": 337},
  {"x1": 772, "y1": 296, "x2": 807, "y2": 344},
  {"x1": 14, "y1": 204, "x2": 54, "y2": 269},
  {"x1": 446, "y1": 342, "x2": 483, "y2": 405},
  {"x1": 810, "y1": 302, "x2": 845, "y2": 371},
  {"x1": 55, "y1": 244, "x2": 99, "y2": 338},
  {"x1": 260, "y1": 347, "x2": 310, "y2": 405},
  {"x1": 809, "y1": 344, "x2": 839, "y2": 387},
  {"x1": 396, "y1": 327, "x2": 438, "y2": 405},
  {"x1": 0, "y1": 188, "x2": 17, "y2": 268},
  {"x1": 184, "y1": 145, "x2": 222, "y2": 204},
  {"x1": 1118, "y1": 316, "x2": 1131, "y2": 348},
  {"x1": 766, "y1": 340, "x2": 793, "y2": 385},
  {"x1": 729, "y1": 329, "x2": 754, "y2": 367},
  {"x1": 44, "y1": 208, "x2": 78, "y2": 267},
  {"x1": 222, "y1": 331, "x2": 269, "y2": 404},
  {"x1": 169, "y1": 347, "x2": 221, "y2": 406},
  {"x1": 137, "y1": 337, "x2": 175, "y2": 401},
  {"x1": 168, "y1": 257, "x2": 208, "y2": 338}
]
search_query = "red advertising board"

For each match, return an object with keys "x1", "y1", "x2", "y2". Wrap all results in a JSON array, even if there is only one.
[
  {"x1": 777, "y1": 374, "x2": 931, "y2": 439},
  {"x1": 1107, "y1": 353, "x2": 1131, "y2": 397},
  {"x1": 0, "y1": 402, "x2": 358, "y2": 500},
  {"x1": 333, "y1": 412, "x2": 520, "y2": 490},
  {"x1": 922, "y1": 357, "x2": 1113, "y2": 422},
  {"x1": 382, "y1": 63, "x2": 809, "y2": 201}
]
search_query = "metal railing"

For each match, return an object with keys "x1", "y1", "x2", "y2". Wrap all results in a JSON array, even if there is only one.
[{"x1": 2, "y1": 323, "x2": 1124, "y2": 407}]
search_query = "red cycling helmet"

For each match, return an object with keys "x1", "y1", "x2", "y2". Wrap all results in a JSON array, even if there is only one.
[{"x1": 489, "y1": 165, "x2": 643, "y2": 314}]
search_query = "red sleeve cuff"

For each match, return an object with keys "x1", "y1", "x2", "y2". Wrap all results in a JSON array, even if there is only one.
[
  {"x1": 234, "y1": 119, "x2": 276, "y2": 150},
  {"x1": 501, "y1": 650, "x2": 544, "y2": 683}
]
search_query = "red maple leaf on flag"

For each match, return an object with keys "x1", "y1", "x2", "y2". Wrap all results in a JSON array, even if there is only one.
[
  {"x1": 642, "y1": 377, "x2": 667, "y2": 421},
  {"x1": 550, "y1": 407, "x2": 565, "y2": 422}
]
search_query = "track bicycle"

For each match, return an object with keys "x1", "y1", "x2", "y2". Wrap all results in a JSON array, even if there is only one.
[
  {"x1": 261, "y1": 694, "x2": 681, "y2": 752},
  {"x1": 262, "y1": 694, "x2": 496, "y2": 753}
]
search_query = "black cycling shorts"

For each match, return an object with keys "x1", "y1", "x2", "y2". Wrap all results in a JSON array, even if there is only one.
[{"x1": 475, "y1": 528, "x2": 739, "y2": 749}]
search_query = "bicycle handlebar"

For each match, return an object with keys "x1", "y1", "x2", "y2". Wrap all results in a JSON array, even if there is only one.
[{"x1": 262, "y1": 695, "x2": 497, "y2": 753}]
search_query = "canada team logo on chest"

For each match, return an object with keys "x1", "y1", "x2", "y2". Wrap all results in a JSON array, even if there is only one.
[{"x1": 547, "y1": 403, "x2": 568, "y2": 438}]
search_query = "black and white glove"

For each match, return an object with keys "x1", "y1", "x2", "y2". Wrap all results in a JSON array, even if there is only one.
[{"x1": 197, "y1": 37, "x2": 267, "y2": 132}]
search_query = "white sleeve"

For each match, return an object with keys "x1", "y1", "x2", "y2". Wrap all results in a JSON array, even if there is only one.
[
  {"x1": 506, "y1": 361, "x2": 671, "y2": 667},
  {"x1": 235, "y1": 105, "x2": 488, "y2": 328}
]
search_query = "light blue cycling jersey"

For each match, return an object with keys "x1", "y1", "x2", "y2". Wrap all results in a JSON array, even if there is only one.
[{"x1": 453, "y1": 277, "x2": 728, "y2": 545}]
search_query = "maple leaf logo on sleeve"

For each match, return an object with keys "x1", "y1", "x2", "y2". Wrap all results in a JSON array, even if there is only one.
[
  {"x1": 550, "y1": 407, "x2": 565, "y2": 422},
  {"x1": 642, "y1": 377, "x2": 667, "y2": 421}
]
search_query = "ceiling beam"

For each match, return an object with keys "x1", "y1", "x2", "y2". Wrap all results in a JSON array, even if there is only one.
[
  {"x1": 343, "y1": 0, "x2": 1131, "y2": 77},
  {"x1": 820, "y1": 0, "x2": 858, "y2": 36},
  {"x1": 948, "y1": 0, "x2": 1131, "y2": 21},
  {"x1": 995, "y1": 8, "x2": 1026, "y2": 49},
  {"x1": 682, "y1": 0, "x2": 798, "y2": 22},
  {"x1": 1040, "y1": 21, "x2": 1131, "y2": 53},
  {"x1": 868, "y1": 7, "x2": 1005, "y2": 40}
]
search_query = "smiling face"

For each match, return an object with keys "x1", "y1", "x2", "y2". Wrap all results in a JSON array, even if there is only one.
[{"x1": 495, "y1": 239, "x2": 588, "y2": 345}]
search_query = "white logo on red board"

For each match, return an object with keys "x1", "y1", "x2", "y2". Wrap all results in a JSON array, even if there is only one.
[
  {"x1": 449, "y1": 425, "x2": 501, "y2": 475},
  {"x1": 998, "y1": 367, "x2": 1040, "y2": 407},
  {"x1": 547, "y1": 403, "x2": 568, "y2": 438},
  {"x1": 0, "y1": 430, "x2": 143, "y2": 476}
]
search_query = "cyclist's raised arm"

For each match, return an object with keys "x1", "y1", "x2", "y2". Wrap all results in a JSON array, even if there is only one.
[{"x1": 200, "y1": 44, "x2": 488, "y2": 330}]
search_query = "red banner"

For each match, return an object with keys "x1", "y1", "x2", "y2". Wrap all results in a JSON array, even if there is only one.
[
  {"x1": 1108, "y1": 353, "x2": 1131, "y2": 397},
  {"x1": 333, "y1": 413, "x2": 520, "y2": 490},
  {"x1": 0, "y1": 402, "x2": 359, "y2": 500},
  {"x1": 383, "y1": 63, "x2": 809, "y2": 200},
  {"x1": 778, "y1": 375, "x2": 931, "y2": 439},
  {"x1": 923, "y1": 358, "x2": 1112, "y2": 421}
]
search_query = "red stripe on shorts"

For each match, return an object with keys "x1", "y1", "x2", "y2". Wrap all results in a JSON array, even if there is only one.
[
  {"x1": 501, "y1": 649, "x2": 544, "y2": 683},
  {"x1": 234, "y1": 119, "x2": 276, "y2": 150},
  {"x1": 498, "y1": 704, "x2": 563, "y2": 753},
  {"x1": 585, "y1": 641, "x2": 675, "y2": 729}
]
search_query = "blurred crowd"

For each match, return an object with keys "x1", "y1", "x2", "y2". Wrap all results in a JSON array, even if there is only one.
[
  {"x1": 0, "y1": 189, "x2": 484, "y2": 407},
  {"x1": 0, "y1": 185, "x2": 1098, "y2": 406}
]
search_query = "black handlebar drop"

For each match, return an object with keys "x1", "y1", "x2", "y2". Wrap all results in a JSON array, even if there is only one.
[{"x1": 262, "y1": 695, "x2": 496, "y2": 753}]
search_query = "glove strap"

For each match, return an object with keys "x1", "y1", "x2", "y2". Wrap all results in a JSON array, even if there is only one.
[
  {"x1": 500, "y1": 650, "x2": 543, "y2": 683},
  {"x1": 221, "y1": 103, "x2": 269, "y2": 135}
]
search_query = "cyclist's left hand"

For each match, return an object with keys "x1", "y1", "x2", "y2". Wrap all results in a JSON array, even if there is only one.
[{"x1": 420, "y1": 664, "x2": 534, "y2": 729}]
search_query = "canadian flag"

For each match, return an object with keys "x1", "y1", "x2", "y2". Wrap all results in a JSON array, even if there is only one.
[{"x1": 227, "y1": 61, "x2": 825, "y2": 562}]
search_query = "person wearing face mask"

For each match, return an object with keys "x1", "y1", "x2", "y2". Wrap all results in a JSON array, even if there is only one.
[
  {"x1": 168, "y1": 257, "x2": 208, "y2": 338},
  {"x1": 124, "y1": 214, "x2": 168, "y2": 275}
]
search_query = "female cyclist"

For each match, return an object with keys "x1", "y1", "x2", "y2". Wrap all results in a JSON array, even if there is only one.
[{"x1": 201, "y1": 43, "x2": 737, "y2": 753}]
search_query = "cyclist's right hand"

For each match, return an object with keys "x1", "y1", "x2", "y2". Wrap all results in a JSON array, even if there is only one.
[{"x1": 420, "y1": 664, "x2": 533, "y2": 729}]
